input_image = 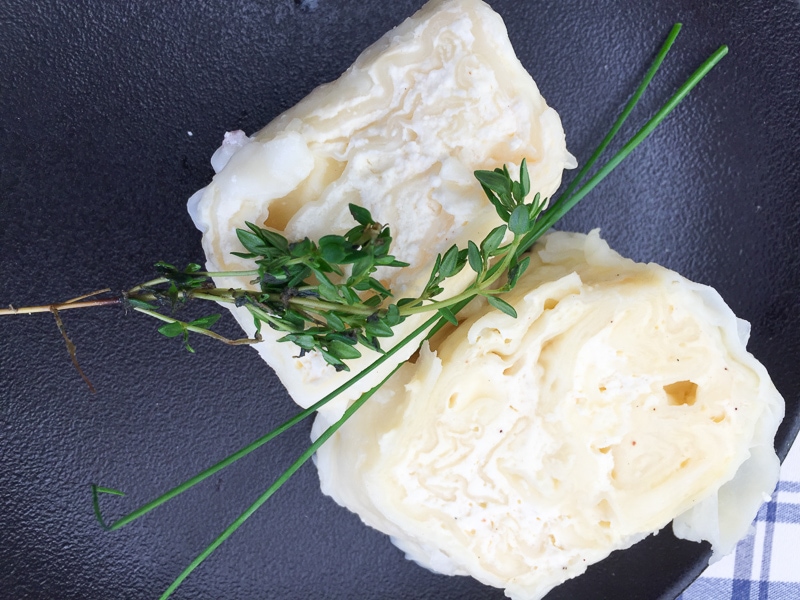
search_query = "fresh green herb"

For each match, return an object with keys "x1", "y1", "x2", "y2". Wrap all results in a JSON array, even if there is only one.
[
  {"x1": 0, "y1": 24, "x2": 728, "y2": 600},
  {"x1": 0, "y1": 166, "x2": 553, "y2": 372}
]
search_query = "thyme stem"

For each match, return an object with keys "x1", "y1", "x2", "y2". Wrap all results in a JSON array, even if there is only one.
[
  {"x1": 127, "y1": 277, "x2": 168, "y2": 294},
  {"x1": 0, "y1": 298, "x2": 121, "y2": 316},
  {"x1": 201, "y1": 270, "x2": 260, "y2": 278},
  {"x1": 64, "y1": 288, "x2": 113, "y2": 304},
  {"x1": 285, "y1": 296, "x2": 376, "y2": 316},
  {"x1": 130, "y1": 308, "x2": 261, "y2": 346},
  {"x1": 401, "y1": 236, "x2": 523, "y2": 317}
]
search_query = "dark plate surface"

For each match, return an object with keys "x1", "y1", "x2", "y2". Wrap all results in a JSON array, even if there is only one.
[{"x1": 1, "y1": 1, "x2": 798, "y2": 599}]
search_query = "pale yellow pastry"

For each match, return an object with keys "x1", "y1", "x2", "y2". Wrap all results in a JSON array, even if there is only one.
[
  {"x1": 188, "y1": 0, "x2": 575, "y2": 419},
  {"x1": 314, "y1": 230, "x2": 784, "y2": 600}
]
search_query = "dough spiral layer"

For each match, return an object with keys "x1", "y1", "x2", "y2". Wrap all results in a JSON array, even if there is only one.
[{"x1": 314, "y1": 230, "x2": 784, "y2": 600}]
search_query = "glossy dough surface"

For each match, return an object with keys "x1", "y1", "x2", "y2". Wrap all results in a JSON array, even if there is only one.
[{"x1": 314, "y1": 230, "x2": 784, "y2": 600}]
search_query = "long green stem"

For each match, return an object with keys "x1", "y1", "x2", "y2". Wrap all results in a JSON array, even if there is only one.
[
  {"x1": 189, "y1": 291, "x2": 237, "y2": 304},
  {"x1": 202, "y1": 270, "x2": 260, "y2": 278},
  {"x1": 245, "y1": 304, "x2": 292, "y2": 332},
  {"x1": 127, "y1": 277, "x2": 169, "y2": 294},
  {"x1": 158, "y1": 364, "x2": 401, "y2": 600},
  {"x1": 480, "y1": 237, "x2": 523, "y2": 286},
  {"x1": 557, "y1": 23, "x2": 682, "y2": 203},
  {"x1": 516, "y1": 44, "x2": 729, "y2": 258},
  {"x1": 288, "y1": 296, "x2": 375, "y2": 316},
  {"x1": 182, "y1": 287, "x2": 379, "y2": 317},
  {"x1": 402, "y1": 237, "x2": 524, "y2": 317},
  {"x1": 400, "y1": 290, "x2": 477, "y2": 316},
  {"x1": 92, "y1": 310, "x2": 442, "y2": 531},
  {"x1": 129, "y1": 308, "x2": 259, "y2": 346},
  {"x1": 158, "y1": 298, "x2": 473, "y2": 599}
]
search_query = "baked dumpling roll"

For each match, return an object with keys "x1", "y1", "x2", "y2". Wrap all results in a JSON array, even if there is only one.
[
  {"x1": 313, "y1": 230, "x2": 784, "y2": 600},
  {"x1": 187, "y1": 0, "x2": 575, "y2": 419}
]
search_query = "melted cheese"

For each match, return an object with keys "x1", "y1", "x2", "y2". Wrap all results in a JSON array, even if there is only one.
[
  {"x1": 314, "y1": 230, "x2": 784, "y2": 600},
  {"x1": 187, "y1": 0, "x2": 574, "y2": 419}
]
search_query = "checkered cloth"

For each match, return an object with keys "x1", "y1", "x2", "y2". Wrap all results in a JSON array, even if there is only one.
[{"x1": 680, "y1": 437, "x2": 800, "y2": 599}]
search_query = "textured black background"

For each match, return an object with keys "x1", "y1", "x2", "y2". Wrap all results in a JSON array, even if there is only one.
[{"x1": 1, "y1": 1, "x2": 799, "y2": 599}]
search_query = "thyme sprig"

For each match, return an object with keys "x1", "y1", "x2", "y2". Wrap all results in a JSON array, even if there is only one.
[
  {"x1": 229, "y1": 205, "x2": 408, "y2": 369},
  {"x1": 6, "y1": 162, "x2": 544, "y2": 372},
  {"x1": 234, "y1": 159, "x2": 545, "y2": 363}
]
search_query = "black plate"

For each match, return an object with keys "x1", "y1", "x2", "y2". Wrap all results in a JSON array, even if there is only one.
[{"x1": 1, "y1": 1, "x2": 798, "y2": 599}]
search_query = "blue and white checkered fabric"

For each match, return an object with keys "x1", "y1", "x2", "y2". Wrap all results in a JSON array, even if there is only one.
[{"x1": 680, "y1": 437, "x2": 800, "y2": 600}]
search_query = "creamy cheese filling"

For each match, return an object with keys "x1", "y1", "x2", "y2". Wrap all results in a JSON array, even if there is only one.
[
  {"x1": 314, "y1": 230, "x2": 784, "y2": 600},
  {"x1": 187, "y1": 0, "x2": 575, "y2": 419}
]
